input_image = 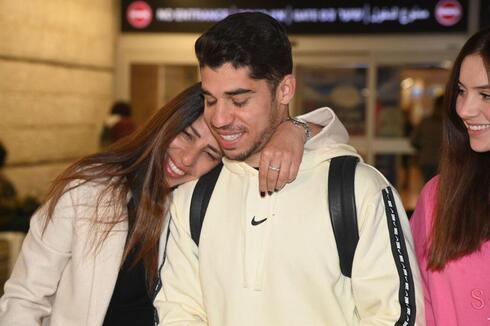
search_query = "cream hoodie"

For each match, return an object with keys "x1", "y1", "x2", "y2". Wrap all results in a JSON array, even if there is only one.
[{"x1": 156, "y1": 113, "x2": 424, "y2": 326}]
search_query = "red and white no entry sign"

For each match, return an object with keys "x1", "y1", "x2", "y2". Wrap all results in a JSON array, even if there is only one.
[
  {"x1": 127, "y1": 1, "x2": 153, "y2": 29},
  {"x1": 435, "y1": 0, "x2": 462, "y2": 26}
]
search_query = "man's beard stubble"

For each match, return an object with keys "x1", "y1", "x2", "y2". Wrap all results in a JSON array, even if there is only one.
[{"x1": 225, "y1": 104, "x2": 284, "y2": 162}]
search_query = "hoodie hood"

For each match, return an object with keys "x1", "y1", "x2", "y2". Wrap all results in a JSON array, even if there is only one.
[{"x1": 302, "y1": 107, "x2": 349, "y2": 150}]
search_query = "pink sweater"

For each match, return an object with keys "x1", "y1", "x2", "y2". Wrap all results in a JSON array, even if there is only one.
[{"x1": 410, "y1": 177, "x2": 490, "y2": 326}]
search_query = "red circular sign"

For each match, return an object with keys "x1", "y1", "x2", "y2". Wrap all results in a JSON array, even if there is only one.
[
  {"x1": 127, "y1": 1, "x2": 153, "y2": 29},
  {"x1": 435, "y1": 0, "x2": 462, "y2": 26}
]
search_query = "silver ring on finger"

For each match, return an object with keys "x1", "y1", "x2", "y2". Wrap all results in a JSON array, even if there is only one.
[{"x1": 268, "y1": 165, "x2": 281, "y2": 172}]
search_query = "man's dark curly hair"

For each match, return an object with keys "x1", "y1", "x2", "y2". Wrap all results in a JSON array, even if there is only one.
[{"x1": 195, "y1": 12, "x2": 292, "y2": 91}]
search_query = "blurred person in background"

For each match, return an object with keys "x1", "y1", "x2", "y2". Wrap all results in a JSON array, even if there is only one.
[
  {"x1": 0, "y1": 82, "x2": 335, "y2": 326},
  {"x1": 411, "y1": 94, "x2": 444, "y2": 182},
  {"x1": 100, "y1": 101, "x2": 137, "y2": 148},
  {"x1": 410, "y1": 27, "x2": 490, "y2": 326},
  {"x1": 0, "y1": 142, "x2": 37, "y2": 233},
  {"x1": 0, "y1": 142, "x2": 17, "y2": 230}
]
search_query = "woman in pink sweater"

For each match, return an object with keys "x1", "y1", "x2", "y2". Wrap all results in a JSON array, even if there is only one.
[{"x1": 410, "y1": 27, "x2": 490, "y2": 326}]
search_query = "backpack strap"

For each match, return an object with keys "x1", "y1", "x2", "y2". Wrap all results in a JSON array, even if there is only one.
[
  {"x1": 328, "y1": 155, "x2": 359, "y2": 278},
  {"x1": 190, "y1": 162, "x2": 223, "y2": 245}
]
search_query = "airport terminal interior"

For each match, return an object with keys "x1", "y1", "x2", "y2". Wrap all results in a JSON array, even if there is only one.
[{"x1": 0, "y1": 0, "x2": 488, "y2": 293}]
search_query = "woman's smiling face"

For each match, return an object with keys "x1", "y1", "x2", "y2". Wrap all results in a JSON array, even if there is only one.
[
  {"x1": 456, "y1": 54, "x2": 490, "y2": 153},
  {"x1": 164, "y1": 115, "x2": 222, "y2": 187}
]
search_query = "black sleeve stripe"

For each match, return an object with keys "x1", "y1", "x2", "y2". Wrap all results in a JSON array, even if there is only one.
[
  {"x1": 382, "y1": 187, "x2": 417, "y2": 326},
  {"x1": 153, "y1": 218, "x2": 172, "y2": 325},
  {"x1": 155, "y1": 221, "x2": 172, "y2": 296}
]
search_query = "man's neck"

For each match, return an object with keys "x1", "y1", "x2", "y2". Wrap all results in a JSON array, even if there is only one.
[
  {"x1": 244, "y1": 153, "x2": 261, "y2": 168},
  {"x1": 243, "y1": 109, "x2": 289, "y2": 168}
]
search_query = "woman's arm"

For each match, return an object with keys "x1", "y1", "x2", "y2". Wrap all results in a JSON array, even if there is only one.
[
  {"x1": 0, "y1": 187, "x2": 77, "y2": 324},
  {"x1": 410, "y1": 178, "x2": 439, "y2": 326},
  {"x1": 258, "y1": 107, "x2": 349, "y2": 193}
]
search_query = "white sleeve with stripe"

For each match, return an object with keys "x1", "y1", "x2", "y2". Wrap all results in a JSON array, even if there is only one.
[{"x1": 351, "y1": 165, "x2": 425, "y2": 326}]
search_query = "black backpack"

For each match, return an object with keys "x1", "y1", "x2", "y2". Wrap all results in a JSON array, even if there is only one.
[{"x1": 189, "y1": 155, "x2": 359, "y2": 278}]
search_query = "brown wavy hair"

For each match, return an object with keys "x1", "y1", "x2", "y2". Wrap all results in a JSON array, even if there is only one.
[
  {"x1": 43, "y1": 82, "x2": 204, "y2": 289},
  {"x1": 429, "y1": 28, "x2": 490, "y2": 270}
]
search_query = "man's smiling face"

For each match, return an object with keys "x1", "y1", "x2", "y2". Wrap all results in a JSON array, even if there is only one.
[{"x1": 201, "y1": 63, "x2": 290, "y2": 165}]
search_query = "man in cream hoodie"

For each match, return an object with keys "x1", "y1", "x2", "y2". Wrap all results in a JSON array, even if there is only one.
[{"x1": 155, "y1": 12, "x2": 424, "y2": 326}]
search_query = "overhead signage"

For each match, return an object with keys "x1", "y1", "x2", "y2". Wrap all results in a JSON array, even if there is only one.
[{"x1": 121, "y1": 0, "x2": 468, "y2": 34}]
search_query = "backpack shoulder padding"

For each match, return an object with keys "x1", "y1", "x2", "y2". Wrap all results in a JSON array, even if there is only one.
[
  {"x1": 328, "y1": 155, "x2": 359, "y2": 278},
  {"x1": 190, "y1": 162, "x2": 223, "y2": 245}
]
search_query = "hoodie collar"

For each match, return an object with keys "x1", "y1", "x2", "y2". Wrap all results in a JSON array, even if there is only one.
[{"x1": 222, "y1": 144, "x2": 361, "y2": 176}]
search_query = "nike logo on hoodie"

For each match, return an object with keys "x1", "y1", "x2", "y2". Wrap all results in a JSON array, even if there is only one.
[{"x1": 251, "y1": 216, "x2": 267, "y2": 226}]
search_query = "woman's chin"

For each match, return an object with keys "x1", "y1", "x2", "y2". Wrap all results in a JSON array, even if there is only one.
[{"x1": 165, "y1": 176, "x2": 179, "y2": 188}]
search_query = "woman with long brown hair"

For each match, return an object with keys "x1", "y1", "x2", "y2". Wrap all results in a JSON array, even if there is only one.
[
  {"x1": 410, "y1": 27, "x2": 490, "y2": 326},
  {"x1": 0, "y1": 82, "x2": 347, "y2": 325}
]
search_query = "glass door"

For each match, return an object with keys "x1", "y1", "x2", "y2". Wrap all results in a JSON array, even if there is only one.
[
  {"x1": 373, "y1": 53, "x2": 453, "y2": 211},
  {"x1": 293, "y1": 54, "x2": 370, "y2": 158},
  {"x1": 293, "y1": 51, "x2": 454, "y2": 212},
  {"x1": 130, "y1": 64, "x2": 198, "y2": 125}
]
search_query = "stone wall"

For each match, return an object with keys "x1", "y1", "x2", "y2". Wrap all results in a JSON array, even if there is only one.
[{"x1": 0, "y1": 1, "x2": 116, "y2": 199}]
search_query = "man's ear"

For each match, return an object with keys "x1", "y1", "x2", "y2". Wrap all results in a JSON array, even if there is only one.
[{"x1": 277, "y1": 74, "x2": 296, "y2": 105}]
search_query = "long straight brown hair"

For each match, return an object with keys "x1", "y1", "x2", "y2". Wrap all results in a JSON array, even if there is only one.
[
  {"x1": 43, "y1": 82, "x2": 204, "y2": 289},
  {"x1": 429, "y1": 28, "x2": 490, "y2": 270}
]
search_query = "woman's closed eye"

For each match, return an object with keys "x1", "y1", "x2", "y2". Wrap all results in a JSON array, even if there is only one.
[
  {"x1": 182, "y1": 129, "x2": 194, "y2": 141},
  {"x1": 481, "y1": 92, "x2": 490, "y2": 100},
  {"x1": 205, "y1": 151, "x2": 220, "y2": 161}
]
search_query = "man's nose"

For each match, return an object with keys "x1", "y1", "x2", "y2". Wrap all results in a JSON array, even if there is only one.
[{"x1": 209, "y1": 101, "x2": 233, "y2": 129}]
